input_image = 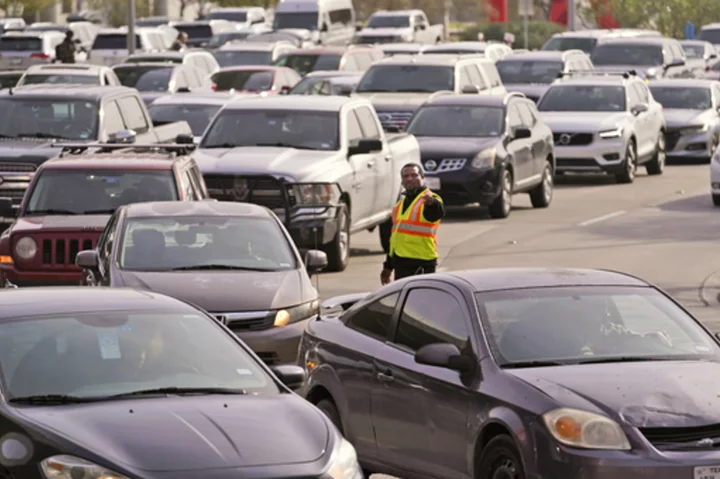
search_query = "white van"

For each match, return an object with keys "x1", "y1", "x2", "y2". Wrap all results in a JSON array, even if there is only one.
[
  {"x1": 206, "y1": 7, "x2": 267, "y2": 28},
  {"x1": 272, "y1": 0, "x2": 355, "y2": 46},
  {"x1": 88, "y1": 27, "x2": 165, "y2": 67}
]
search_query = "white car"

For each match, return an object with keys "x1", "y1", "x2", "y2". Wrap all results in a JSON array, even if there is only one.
[{"x1": 710, "y1": 150, "x2": 720, "y2": 205}]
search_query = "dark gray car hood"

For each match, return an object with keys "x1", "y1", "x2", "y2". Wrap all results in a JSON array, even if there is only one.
[
  {"x1": 116, "y1": 269, "x2": 309, "y2": 312},
  {"x1": 510, "y1": 361, "x2": 720, "y2": 428},
  {"x1": 15, "y1": 395, "x2": 329, "y2": 471},
  {"x1": 0, "y1": 140, "x2": 63, "y2": 166}
]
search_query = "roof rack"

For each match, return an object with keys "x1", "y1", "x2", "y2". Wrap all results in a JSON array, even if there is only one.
[
  {"x1": 51, "y1": 142, "x2": 197, "y2": 157},
  {"x1": 556, "y1": 69, "x2": 636, "y2": 79}
]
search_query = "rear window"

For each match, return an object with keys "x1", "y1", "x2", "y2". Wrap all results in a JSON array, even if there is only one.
[
  {"x1": 273, "y1": 54, "x2": 341, "y2": 76},
  {"x1": 214, "y1": 50, "x2": 272, "y2": 67},
  {"x1": 92, "y1": 34, "x2": 142, "y2": 50},
  {"x1": 542, "y1": 37, "x2": 597, "y2": 54},
  {"x1": 0, "y1": 37, "x2": 42, "y2": 52},
  {"x1": 19, "y1": 74, "x2": 101, "y2": 86},
  {"x1": 174, "y1": 25, "x2": 213, "y2": 39},
  {"x1": 211, "y1": 70, "x2": 274, "y2": 91},
  {"x1": 114, "y1": 66, "x2": 173, "y2": 90},
  {"x1": 207, "y1": 11, "x2": 247, "y2": 22}
]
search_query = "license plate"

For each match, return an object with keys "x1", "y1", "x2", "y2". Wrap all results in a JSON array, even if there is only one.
[
  {"x1": 695, "y1": 466, "x2": 720, "y2": 479},
  {"x1": 10, "y1": 58, "x2": 22, "y2": 65},
  {"x1": 425, "y1": 176, "x2": 441, "y2": 190}
]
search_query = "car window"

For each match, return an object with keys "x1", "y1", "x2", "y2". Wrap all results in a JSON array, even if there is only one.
[
  {"x1": 394, "y1": 288, "x2": 470, "y2": 352},
  {"x1": 355, "y1": 106, "x2": 381, "y2": 139},
  {"x1": 458, "y1": 67, "x2": 471, "y2": 88},
  {"x1": 345, "y1": 292, "x2": 398, "y2": 340},
  {"x1": 342, "y1": 54, "x2": 359, "y2": 72},
  {"x1": 516, "y1": 102, "x2": 535, "y2": 127},
  {"x1": 507, "y1": 104, "x2": 522, "y2": 129},
  {"x1": 98, "y1": 209, "x2": 120, "y2": 273},
  {"x1": 347, "y1": 110, "x2": 363, "y2": 143},
  {"x1": 626, "y1": 85, "x2": 640, "y2": 107},
  {"x1": 633, "y1": 82, "x2": 649, "y2": 104},
  {"x1": 117, "y1": 96, "x2": 149, "y2": 133},
  {"x1": 466, "y1": 64, "x2": 487, "y2": 89}
]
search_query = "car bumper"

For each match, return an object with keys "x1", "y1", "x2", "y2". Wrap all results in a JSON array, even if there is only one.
[
  {"x1": 666, "y1": 130, "x2": 713, "y2": 159},
  {"x1": 235, "y1": 317, "x2": 311, "y2": 366},
  {"x1": 553, "y1": 139, "x2": 626, "y2": 174},
  {"x1": 0, "y1": 265, "x2": 82, "y2": 286},
  {"x1": 425, "y1": 167, "x2": 502, "y2": 207}
]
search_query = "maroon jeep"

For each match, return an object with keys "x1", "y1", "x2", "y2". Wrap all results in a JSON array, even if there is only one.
[{"x1": 0, "y1": 146, "x2": 208, "y2": 286}]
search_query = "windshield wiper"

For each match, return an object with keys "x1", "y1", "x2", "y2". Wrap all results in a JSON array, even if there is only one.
[
  {"x1": 83, "y1": 209, "x2": 116, "y2": 214},
  {"x1": 16, "y1": 132, "x2": 76, "y2": 140},
  {"x1": 254, "y1": 142, "x2": 316, "y2": 150},
  {"x1": 576, "y1": 356, "x2": 673, "y2": 365},
  {"x1": 9, "y1": 394, "x2": 100, "y2": 404},
  {"x1": 501, "y1": 360, "x2": 565, "y2": 369},
  {"x1": 109, "y1": 387, "x2": 248, "y2": 399},
  {"x1": 170, "y1": 264, "x2": 276, "y2": 271},
  {"x1": 202, "y1": 143, "x2": 239, "y2": 148},
  {"x1": 24, "y1": 209, "x2": 78, "y2": 215}
]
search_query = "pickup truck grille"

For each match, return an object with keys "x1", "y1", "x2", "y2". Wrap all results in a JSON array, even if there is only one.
[
  {"x1": 376, "y1": 111, "x2": 414, "y2": 131},
  {"x1": 0, "y1": 164, "x2": 36, "y2": 217},
  {"x1": 0, "y1": 163, "x2": 36, "y2": 173},
  {"x1": 203, "y1": 174, "x2": 291, "y2": 216}
]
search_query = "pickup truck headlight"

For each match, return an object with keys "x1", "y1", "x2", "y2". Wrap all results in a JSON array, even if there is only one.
[
  {"x1": 680, "y1": 124, "x2": 709, "y2": 135},
  {"x1": 471, "y1": 149, "x2": 496, "y2": 169},
  {"x1": 274, "y1": 300, "x2": 320, "y2": 326},
  {"x1": 598, "y1": 127, "x2": 624, "y2": 139},
  {"x1": 40, "y1": 455, "x2": 129, "y2": 479},
  {"x1": 324, "y1": 437, "x2": 363, "y2": 479},
  {"x1": 543, "y1": 408, "x2": 631, "y2": 450},
  {"x1": 14, "y1": 237, "x2": 37, "y2": 260},
  {"x1": 292, "y1": 184, "x2": 340, "y2": 205}
]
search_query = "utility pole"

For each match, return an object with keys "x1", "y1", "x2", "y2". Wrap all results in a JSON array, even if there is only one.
[
  {"x1": 568, "y1": 0, "x2": 576, "y2": 31},
  {"x1": 127, "y1": 0, "x2": 137, "y2": 54},
  {"x1": 523, "y1": 0, "x2": 529, "y2": 49},
  {"x1": 443, "y1": 0, "x2": 451, "y2": 42}
]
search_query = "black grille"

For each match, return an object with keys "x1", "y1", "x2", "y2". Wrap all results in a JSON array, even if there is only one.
[
  {"x1": 556, "y1": 158, "x2": 599, "y2": 168},
  {"x1": 0, "y1": 188, "x2": 26, "y2": 201},
  {"x1": 203, "y1": 175, "x2": 291, "y2": 211},
  {"x1": 42, "y1": 238, "x2": 94, "y2": 265},
  {"x1": 228, "y1": 316, "x2": 274, "y2": 332},
  {"x1": 554, "y1": 133, "x2": 594, "y2": 146},
  {"x1": 0, "y1": 163, "x2": 36, "y2": 173},
  {"x1": 640, "y1": 423, "x2": 720, "y2": 450},
  {"x1": 665, "y1": 130, "x2": 682, "y2": 151}
]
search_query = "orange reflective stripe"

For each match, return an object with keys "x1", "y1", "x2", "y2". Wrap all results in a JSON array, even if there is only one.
[
  {"x1": 394, "y1": 222, "x2": 437, "y2": 235},
  {"x1": 393, "y1": 227, "x2": 435, "y2": 238}
]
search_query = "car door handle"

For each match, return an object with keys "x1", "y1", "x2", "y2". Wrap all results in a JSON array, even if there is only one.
[
  {"x1": 366, "y1": 160, "x2": 376, "y2": 168},
  {"x1": 376, "y1": 371, "x2": 394, "y2": 383},
  {"x1": 384, "y1": 155, "x2": 392, "y2": 162}
]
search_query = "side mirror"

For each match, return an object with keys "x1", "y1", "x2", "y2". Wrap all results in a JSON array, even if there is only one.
[
  {"x1": 75, "y1": 249, "x2": 99, "y2": 269},
  {"x1": 108, "y1": 129, "x2": 137, "y2": 144},
  {"x1": 513, "y1": 127, "x2": 532, "y2": 139},
  {"x1": 461, "y1": 84, "x2": 480, "y2": 94},
  {"x1": 270, "y1": 364, "x2": 306, "y2": 389},
  {"x1": 414, "y1": 343, "x2": 474, "y2": 372},
  {"x1": 175, "y1": 133, "x2": 194, "y2": 144},
  {"x1": 0, "y1": 198, "x2": 14, "y2": 218},
  {"x1": 279, "y1": 85, "x2": 291, "y2": 94},
  {"x1": 631, "y1": 103, "x2": 649, "y2": 115},
  {"x1": 709, "y1": 53, "x2": 717, "y2": 60},
  {"x1": 321, "y1": 23, "x2": 328, "y2": 32},
  {"x1": 348, "y1": 138, "x2": 383, "y2": 156},
  {"x1": 305, "y1": 249, "x2": 328, "y2": 274},
  {"x1": 176, "y1": 86, "x2": 191, "y2": 93},
  {"x1": 338, "y1": 85, "x2": 353, "y2": 96}
]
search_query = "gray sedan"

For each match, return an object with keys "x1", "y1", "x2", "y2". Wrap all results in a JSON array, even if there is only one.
[{"x1": 298, "y1": 267, "x2": 720, "y2": 479}]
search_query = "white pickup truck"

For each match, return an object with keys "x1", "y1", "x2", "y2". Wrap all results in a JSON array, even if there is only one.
[
  {"x1": 192, "y1": 95, "x2": 421, "y2": 271},
  {"x1": 354, "y1": 9, "x2": 444, "y2": 45}
]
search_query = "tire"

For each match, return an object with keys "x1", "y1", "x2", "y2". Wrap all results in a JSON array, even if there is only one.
[
  {"x1": 646, "y1": 133, "x2": 665, "y2": 175},
  {"x1": 615, "y1": 141, "x2": 637, "y2": 184},
  {"x1": 713, "y1": 194, "x2": 720, "y2": 207},
  {"x1": 488, "y1": 169, "x2": 512, "y2": 219},
  {"x1": 529, "y1": 160, "x2": 553, "y2": 208},
  {"x1": 316, "y1": 399, "x2": 343, "y2": 434},
  {"x1": 476, "y1": 435, "x2": 525, "y2": 479},
  {"x1": 323, "y1": 203, "x2": 350, "y2": 272},
  {"x1": 378, "y1": 218, "x2": 392, "y2": 254}
]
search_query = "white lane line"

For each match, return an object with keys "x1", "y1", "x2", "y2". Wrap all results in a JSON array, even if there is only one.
[{"x1": 578, "y1": 210, "x2": 626, "y2": 227}]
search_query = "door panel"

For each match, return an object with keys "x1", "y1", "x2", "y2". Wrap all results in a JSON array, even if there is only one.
[
  {"x1": 346, "y1": 109, "x2": 374, "y2": 224},
  {"x1": 507, "y1": 104, "x2": 533, "y2": 182}
]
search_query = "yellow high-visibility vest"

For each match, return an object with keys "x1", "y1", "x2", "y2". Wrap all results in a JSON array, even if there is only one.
[{"x1": 389, "y1": 190, "x2": 443, "y2": 261}]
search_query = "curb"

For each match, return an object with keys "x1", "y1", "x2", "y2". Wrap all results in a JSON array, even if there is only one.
[{"x1": 698, "y1": 269, "x2": 720, "y2": 307}]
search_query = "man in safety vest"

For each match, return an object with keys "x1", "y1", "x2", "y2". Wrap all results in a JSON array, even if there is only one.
[{"x1": 381, "y1": 163, "x2": 445, "y2": 285}]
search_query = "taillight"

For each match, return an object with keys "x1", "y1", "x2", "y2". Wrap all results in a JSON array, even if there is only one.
[
  {"x1": 31, "y1": 53, "x2": 49, "y2": 59},
  {"x1": 211, "y1": 83, "x2": 217, "y2": 91}
]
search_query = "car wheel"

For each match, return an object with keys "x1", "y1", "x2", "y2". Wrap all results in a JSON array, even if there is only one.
[
  {"x1": 488, "y1": 169, "x2": 512, "y2": 219},
  {"x1": 616, "y1": 141, "x2": 636, "y2": 184},
  {"x1": 713, "y1": 194, "x2": 720, "y2": 207},
  {"x1": 323, "y1": 203, "x2": 350, "y2": 272},
  {"x1": 476, "y1": 435, "x2": 525, "y2": 479},
  {"x1": 646, "y1": 133, "x2": 665, "y2": 175},
  {"x1": 316, "y1": 399, "x2": 343, "y2": 433},
  {"x1": 529, "y1": 160, "x2": 553, "y2": 208},
  {"x1": 378, "y1": 218, "x2": 392, "y2": 254}
]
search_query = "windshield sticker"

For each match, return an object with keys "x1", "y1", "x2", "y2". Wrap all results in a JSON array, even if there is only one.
[
  {"x1": 97, "y1": 330, "x2": 122, "y2": 359},
  {"x1": 236, "y1": 368, "x2": 254, "y2": 376},
  {"x1": 117, "y1": 325, "x2": 134, "y2": 333}
]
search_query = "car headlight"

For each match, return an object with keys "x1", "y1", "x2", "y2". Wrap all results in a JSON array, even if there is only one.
[
  {"x1": 680, "y1": 124, "x2": 709, "y2": 135},
  {"x1": 291, "y1": 183, "x2": 341, "y2": 205},
  {"x1": 645, "y1": 67, "x2": 658, "y2": 79},
  {"x1": 598, "y1": 127, "x2": 623, "y2": 139},
  {"x1": 543, "y1": 408, "x2": 631, "y2": 450},
  {"x1": 325, "y1": 437, "x2": 363, "y2": 479},
  {"x1": 40, "y1": 455, "x2": 129, "y2": 479},
  {"x1": 471, "y1": 149, "x2": 496, "y2": 169},
  {"x1": 14, "y1": 237, "x2": 37, "y2": 260},
  {"x1": 274, "y1": 300, "x2": 320, "y2": 327}
]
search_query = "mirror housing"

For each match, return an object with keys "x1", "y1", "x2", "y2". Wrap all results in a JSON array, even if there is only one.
[
  {"x1": 75, "y1": 249, "x2": 99, "y2": 269},
  {"x1": 709, "y1": 53, "x2": 718, "y2": 60},
  {"x1": 415, "y1": 343, "x2": 474, "y2": 372},
  {"x1": 513, "y1": 127, "x2": 532, "y2": 140},
  {"x1": 631, "y1": 103, "x2": 649, "y2": 115},
  {"x1": 175, "y1": 133, "x2": 194, "y2": 144},
  {"x1": 176, "y1": 86, "x2": 191, "y2": 93},
  {"x1": 338, "y1": 85, "x2": 353, "y2": 96},
  {"x1": 665, "y1": 58, "x2": 685, "y2": 69},
  {"x1": 305, "y1": 249, "x2": 328, "y2": 274},
  {"x1": 0, "y1": 198, "x2": 14, "y2": 218},
  {"x1": 270, "y1": 364, "x2": 306, "y2": 389},
  {"x1": 348, "y1": 138, "x2": 383, "y2": 156},
  {"x1": 461, "y1": 84, "x2": 480, "y2": 94},
  {"x1": 108, "y1": 129, "x2": 137, "y2": 144}
]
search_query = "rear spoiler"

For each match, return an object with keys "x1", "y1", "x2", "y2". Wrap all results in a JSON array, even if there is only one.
[{"x1": 320, "y1": 292, "x2": 371, "y2": 316}]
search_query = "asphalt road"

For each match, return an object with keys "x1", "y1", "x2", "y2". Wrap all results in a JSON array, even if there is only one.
[{"x1": 315, "y1": 163, "x2": 720, "y2": 332}]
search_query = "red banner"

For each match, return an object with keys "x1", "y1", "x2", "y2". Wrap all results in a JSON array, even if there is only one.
[
  {"x1": 547, "y1": 0, "x2": 619, "y2": 28},
  {"x1": 488, "y1": 0, "x2": 508, "y2": 23}
]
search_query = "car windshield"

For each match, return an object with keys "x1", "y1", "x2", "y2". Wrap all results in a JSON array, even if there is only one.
[
  {"x1": 202, "y1": 109, "x2": 338, "y2": 150},
  {"x1": 542, "y1": 37, "x2": 597, "y2": 54},
  {"x1": 649, "y1": 86, "x2": 711, "y2": 110},
  {"x1": 681, "y1": 44, "x2": 705, "y2": 59},
  {"x1": 215, "y1": 50, "x2": 273, "y2": 67},
  {"x1": 0, "y1": 73, "x2": 20, "y2": 88},
  {"x1": 698, "y1": 29, "x2": 720, "y2": 45},
  {"x1": 211, "y1": 70, "x2": 274, "y2": 91},
  {"x1": 207, "y1": 11, "x2": 247, "y2": 22},
  {"x1": 273, "y1": 54, "x2": 340, "y2": 76},
  {"x1": 497, "y1": 60, "x2": 564, "y2": 84},
  {"x1": 591, "y1": 44, "x2": 664, "y2": 66},
  {"x1": 118, "y1": 216, "x2": 297, "y2": 271},
  {"x1": 0, "y1": 98, "x2": 99, "y2": 140},
  {"x1": 407, "y1": 105, "x2": 504, "y2": 137},
  {"x1": 19, "y1": 74, "x2": 100, "y2": 86},
  {"x1": 356, "y1": 65, "x2": 454, "y2": 93},
  {"x1": 538, "y1": 85, "x2": 626, "y2": 112},
  {"x1": 0, "y1": 310, "x2": 278, "y2": 400},
  {"x1": 272, "y1": 12, "x2": 317, "y2": 31},
  {"x1": 476, "y1": 286, "x2": 720, "y2": 367},
  {"x1": 366, "y1": 15, "x2": 410, "y2": 28},
  {"x1": 0, "y1": 37, "x2": 42, "y2": 51},
  {"x1": 115, "y1": 66, "x2": 173, "y2": 91},
  {"x1": 24, "y1": 170, "x2": 177, "y2": 215},
  {"x1": 206, "y1": 32, "x2": 252, "y2": 49},
  {"x1": 176, "y1": 25, "x2": 213, "y2": 39},
  {"x1": 92, "y1": 34, "x2": 142, "y2": 50},
  {"x1": 149, "y1": 103, "x2": 222, "y2": 136}
]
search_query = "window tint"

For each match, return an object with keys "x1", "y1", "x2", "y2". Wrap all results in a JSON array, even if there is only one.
[
  {"x1": 102, "y1": 100, "x2": 125, "y2": 137},
  {"x1": 98, "y1": 210, "x2": 120, "y2": 273},
  {"x1": 355, "y1": 106, "x2": 381, "y2": 139},
  {"x1": 118, "y1": 96, "x2": 149, "y2": 132},
  {"x1": 347, "y1": 110, "x2": 363, "y2": 142},
  {"x1": 346, "y1": 293, "x2": 398, "y2": 340},
  {"x1": 394, "y1": 288, "x2": 470, "y2": 351},
  {"x1": 92, "y1": 34, "x2": 142, "y2": 50}
]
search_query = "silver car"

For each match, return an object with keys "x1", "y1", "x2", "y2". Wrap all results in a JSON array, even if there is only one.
[
  {"x1": 537, "y1": 71, "x2": 666, "y2": 183},
  {"x1": 0, "y1": 31, "x2": 65, "y2": 71},
  {"x1": 649, "y1": 79, "x2": 720, "y2": 161}
]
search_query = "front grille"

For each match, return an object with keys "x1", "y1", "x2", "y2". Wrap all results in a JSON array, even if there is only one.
[
  {"x1": 554, "y1": 132, "x2": 594, "y2": 146},
  {"x1": 640, "y1": 423, "x2": 720, "y2": 450},
  {"x1": 377, "y1": 111, "x2": 414, "y2": 131},
  {"x1": 665, "y1": 130, "x2": 682, "y2": 151},
  {"x1": 203, "y1": 175, "x2": 290, "y2": 212},
  {"x1": 213, "y1": 311, "x2": 275, "y2": 332},
  {"x1": 422, "y1": 158, "x2": 467, "y2": 173},
  {"x1": 0, "y1": 187, "x2": 26, "y2": 201},
  {"x1": 0, "y1": 163, "x2": 36, "y2": 173},
  {"x1": 41, "y1": 238, "x2": 95, "y2": 266},
  {"x1": 556, "y1": 158, "x2": 599, "y2": 168}
]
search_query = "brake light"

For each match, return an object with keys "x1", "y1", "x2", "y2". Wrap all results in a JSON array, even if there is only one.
[
  {"x1": 211, "y1": 82, "x2": 217, "y2": 91},
  {"x1": 31, "y1": 53, "x2": 49, "y2": 59}
]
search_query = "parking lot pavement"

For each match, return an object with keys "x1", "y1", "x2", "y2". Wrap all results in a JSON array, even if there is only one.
[{"x1": 317, "y1": 165, "x2": 720, "y2": 330}]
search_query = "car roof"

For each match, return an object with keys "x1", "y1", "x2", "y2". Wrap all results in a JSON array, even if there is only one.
[
  {"x1": 123, "y1": 200, "x2": 273, "y2": 219},
  {"x1": 554, "y1": 75, "x2": 630, "y2": 86},
  {"x1": 149, "y1": 91, "x2": 248, "y2": 105},
  {"x1": 647, "y1": 78, "x2": 718, "y2": 88},
  {"x1": 219, "y1": 42, "x2": 275, "y2": 51},
  {"x1": 42, "y1": 154, "x2": 183, "y2": 169},
  {"x1": 0, "y1": 71, "x2": 22, "y2": 77},
  {"x1": 426, "y1": 93, "x2": 508, "y2": 107},
  {"x1": 0, "y1": 84, "x2": 133, "y2": 99},
  {"x1": 375, "y1": 54, "x2": 468, "y2": 66},
  {"x1": 303, "y1": 70, "x2": 364, "y2": 79},
  {"x1": 425, "y1": 41, "x2": 487, "y2": 51},
  {"x1": 501, "y1": 51, "x2": 567, "y2": 61},
  {"x1": 281, "y1": 47, "x2": 349, "y2": 55},
  {"x1": 0, "y1": 288, "x2": 195, "y2": 319},
  {"x1": 215, "y1": 65, "x2": 283, "y2": 73},
  {"x1": 25, "y1": 64, "x2": 105, "y2": 75},
  {"x1": 680, "y1": 39, "x2": 709, "y2": 45},
  {"x1": 597, "y1": 37, "x2": 668, "y2": 46},
  {"x1": 223, "y1": 94, "x2": 354, "y2": 111}
]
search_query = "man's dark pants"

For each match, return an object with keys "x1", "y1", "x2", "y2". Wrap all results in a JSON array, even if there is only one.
[{"x1": 394, "y1": 263, "x2": 437, "y2": 280}]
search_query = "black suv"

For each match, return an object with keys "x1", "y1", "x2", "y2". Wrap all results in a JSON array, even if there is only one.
[{"x1": 405, "y1": 92, "x2": 555, "y2": 219}]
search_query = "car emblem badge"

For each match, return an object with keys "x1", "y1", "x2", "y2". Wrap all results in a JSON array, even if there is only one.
[
  {"x1": 424, "y1": 160, "x2": 437, "y2": 171},
  {"x1": 232, "y1": 178, "x2": 249, "y2": 202},
  {"x1": 697, "y1": 438, "x2": 714, "y2": 447},
  {"x1": 558, "y1": 133, "x2": 572, "y2": 145}
]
